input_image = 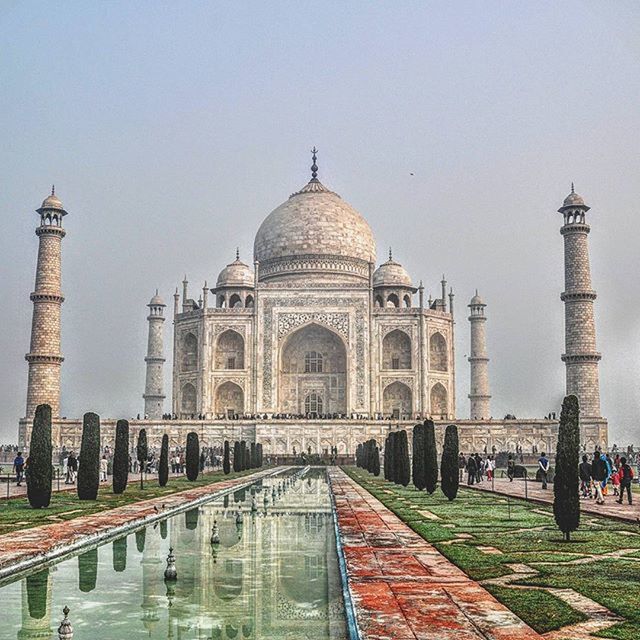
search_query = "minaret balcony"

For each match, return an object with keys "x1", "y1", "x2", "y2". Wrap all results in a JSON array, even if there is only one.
[
  {"x1": 561, "y1": 352, "x2": 602, "y2": 363},
  {"x1": 25, "y1": 352, "x2": 64, "y2": 363},
  {"x1": 30, "y1": 292, "x2": 65, "y2": 303},
  {"x1": 35, "y1": 225, "x2": 66, "y2": 238},
  {"x1": 560, "y1": 290, "x2": 597, "y2": 301}
]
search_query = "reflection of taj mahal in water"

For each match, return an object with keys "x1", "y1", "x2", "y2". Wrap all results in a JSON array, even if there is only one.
[
  {"x1": 9, "y1": 471, "x2": 345, "y2": 639},
  {"x1": 18, "y1": 152, "x2": 608, "y2": 453}
]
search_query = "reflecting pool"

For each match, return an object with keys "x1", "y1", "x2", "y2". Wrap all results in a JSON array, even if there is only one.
[{"x1": 2, "y1": 468, "x2": 347, "y2": 639}]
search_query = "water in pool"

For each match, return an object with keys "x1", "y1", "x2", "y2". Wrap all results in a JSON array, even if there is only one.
[{"x1": 1, "y1": 468, "x2": 348, "y2": 639}]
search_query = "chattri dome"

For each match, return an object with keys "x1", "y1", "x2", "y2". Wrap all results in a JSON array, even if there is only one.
[
  {"x1": 149, "y1": 291, "x2": 165, "y2": 306},
  {"x1": 216, "y1": 253, "x2": 254, "y2": 288},
  {"x1": 253, "y1": 151, "x2": 376, "y2": 283},
  {"x1": 36, "y1": 186, "x2": 67, "y2": 214},
  {"x1": 559, "y1": 183, "x2": 589, "y2": 212},
  {"x1": 373, "y1": 252, "x2": 412, "y2": 288}
]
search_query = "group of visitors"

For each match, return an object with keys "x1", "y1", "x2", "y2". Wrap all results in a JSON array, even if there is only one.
[
  {"x1": 458, "y1": 453, "x2": 496, "y2": 484},
  {"x1": 579, "y1": 451, "x2": 634, "y2": 505}
]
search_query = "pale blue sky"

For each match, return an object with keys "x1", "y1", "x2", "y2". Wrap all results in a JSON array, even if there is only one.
[{"x1": 1, "y1": 1, "x2": 638, "y2": 442}]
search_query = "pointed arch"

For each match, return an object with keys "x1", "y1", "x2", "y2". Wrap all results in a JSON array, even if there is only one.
[
  {"x1": 181, "y1": 383, "x2": 197, "y2": 415},
  {"x1": 430, "y1": 382, "x2": 448, "y2": 418},
  {"x1": 229, "y1": 293, "x2": 242, "y2": 308},
  {"x1": 215, "y1": 381, "x2": 244, "y2": 416},
  {"x1": 386, "y1": 293, "x2": 399, "y2": 308},
  {"x1": 181, "y1": 333, "x2": 198, "y2": 371},
  {"x1": 382, "y1": 329, "x2": 411, "y2": 370},
  {"x1": 429, "y1": 332, "x2": 448, "y2": 371},
  {"x1": 215, "y1": 329, "x2": 244, "y2": 370},
  {"x1": 382, "y1": 381, "x2": 412, "y2": 417}
]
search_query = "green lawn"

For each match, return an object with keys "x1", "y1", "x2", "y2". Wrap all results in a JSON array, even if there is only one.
[
  {"x1": 0, "y1": 468, "x2": 261, "y2": 536},
  {"x1": 344, "y1": 466, "x2": 640, "y2": 640}
]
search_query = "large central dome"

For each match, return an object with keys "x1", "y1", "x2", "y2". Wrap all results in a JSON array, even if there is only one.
[{"x1": 253, "y1": 160, "x2": 376, "y2": 283}]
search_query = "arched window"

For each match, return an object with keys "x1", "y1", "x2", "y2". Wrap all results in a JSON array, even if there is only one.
[
  {"x1": 304, "y1": 351, "x2": 323, "y2": 373},
  {"x1": 304, "y1": 392, "x2": 323, "y2": 416},
  {"x1": 382, "y1": 329, "x2": 411, "y2": 370},
  {"x1": 218, "y1": 295, "x2": 226, "y2": 308},
  {"x1": 430, "y1": 382, "x2": 448, "y2": 418},
  {"x1": 374, "y1": 295, "x2": 384, "y2": 308},
  {"x1": 429, "y1": 332, "x2": 448, "y2": 371},
  {"x1": 245, "y1": 295, "x2": 254, "y2": 308},
  {"x1": 229, "y1": 293, "x2": 242, "y2": 308},
  {"x1": 215, "y1": 330, "x2": 244, "y2": 370},
  {"x1": 386, "y1": 293, "x2": 399, "y2": 308},
  {"x1": 181, "y1": 333, "x2": 198, "y2": 371},
  {"x1": 181, "y1": 383, "x2": 197, "y2": 415},
  {"x1": 382, "y1": 382, "x2": 412, "y2": 417},
  {"x1": 403, "y1": 294, "x2": 411, "y2": 308},
  {"x1": 215, "y1": 381, "x2": 244, "y2": 416}
]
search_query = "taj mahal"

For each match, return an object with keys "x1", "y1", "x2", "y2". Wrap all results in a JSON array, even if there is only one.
[{"x1": 18, "y1": 151, "x2": 609, "y2": 455}]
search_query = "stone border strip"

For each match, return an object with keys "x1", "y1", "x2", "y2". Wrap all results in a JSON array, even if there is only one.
[
  {"x1": 0, "y1": 467, "x2": 280, "y2": 584},
  {"x1": 330, "y1": 467, "x2": 543, "y2": 640}
]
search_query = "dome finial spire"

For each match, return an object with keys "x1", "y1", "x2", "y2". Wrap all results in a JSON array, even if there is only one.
[
  {"x1": 388, "y1": 246, "x2": 393, "y2": 261},
  {"x1": 51, "y1": 184, "x2": 55, "y2": 196},
  {"x1": 310, "y1": 147, "x2": 318, "y2": 180},
  {"x1": 236, "y1": 247, "x2": 240, "y2": 261},
  {"x1": 571, "y1": 182, "x2": 575, "y2": 194}
]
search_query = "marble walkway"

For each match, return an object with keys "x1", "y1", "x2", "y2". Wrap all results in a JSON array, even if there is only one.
[
  {"x1": 0, "y1": 467, "x2": 276, "y2": 580},
  {"x1": 329, "y1": 467, "x2": 542, "y2": 640},
  {"x1": 466, "y1": 477, "x2": 638, "y2": 523}
]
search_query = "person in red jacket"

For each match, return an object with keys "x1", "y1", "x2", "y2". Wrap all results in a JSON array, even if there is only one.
[{"x1": 617, "y1": 457, "x2": 634, "y2": 505}]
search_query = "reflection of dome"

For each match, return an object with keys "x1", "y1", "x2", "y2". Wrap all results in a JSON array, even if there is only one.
[
  {"x1": 373, "y1": 254, "x2": 412, "y2": 288},
  {"x1": 253, "y1": 159, "x2": 376, "y2": 282},
  {"x1": 216, "y1": 254, "x2": 254, "y2": 288}
]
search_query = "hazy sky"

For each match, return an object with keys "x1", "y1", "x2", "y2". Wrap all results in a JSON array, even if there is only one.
[{"x1": 1, "y1": 1, "x2": 639, "y2": 443}]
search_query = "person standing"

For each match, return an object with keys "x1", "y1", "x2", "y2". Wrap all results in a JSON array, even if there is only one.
[
  {"x1": 466, "y1": 454, "x2": 477, "y2": 486},
  {"x1": 100, "y1": 455, "x2": 108, "y2": 482},
  {"x1": 538, "y1": 452, "x2": 550, "y2": 489},
  {"x1": 474, "y1": 453, "x2": 483, "y2": 483},
  {"x1": 507, "y1": 454, "x2": 515, "y2": 482},
  {"x1": 67, "y1": 452, "x2": 78, "y2": 484},
  {"x1": 13, "y1": 451, "x2": 25, "y2": 486},
  {"x1": 458, "y1": 453, "x2": 466, "y2": 482},
  {"x1": 591, "y1": 451, "x2": 606, "y2": 504},
  {"x1": 579, "y1": 454, "x2": 592, "y2": 498},
  {"x1": 617, "y1": 457, "x2": 634, "y2": 505}
]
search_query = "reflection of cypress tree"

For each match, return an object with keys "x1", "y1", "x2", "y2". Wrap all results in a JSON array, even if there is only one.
[
  {"x1": 234, "y1": 488, "x2": 246, "y2": 503},
  {"x1": 223, "y1": 494, "x2": 229, "y2": 509},
  {"x1": 135, "y1": 528, "x2": 146, "y2": 553},
  {"x1": 26, "y1": 568, "x2": 49, "y2": 619},
  {"x1": 160, "y1": 519, "x2": 168, "y2": 539},
  {"x1": 185, "y1": 508, "x2": 199, "y2": 531},
  {"x1": 78, "y1": 548, "x2": 98, "y2": 593},
  {"x1": 112, "y1": 536, "x2": 127, "y2": 572}
]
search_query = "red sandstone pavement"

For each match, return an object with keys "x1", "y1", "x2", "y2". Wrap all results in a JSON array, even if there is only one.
[
  {"x1": 329, "y1": 467, "x2": 543, "y2": 640},
  {"x1": 467, "y1": 477, "x2": 639, "y2": 523},
  {"x1": 0, "y1": 467, "x2": 276, "y2": 578}
]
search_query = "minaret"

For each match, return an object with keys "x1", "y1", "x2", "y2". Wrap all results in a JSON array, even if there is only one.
[
  {"x1": 143, "y1": 291, "x2": 166, "y2": 419},
  {"x1": 559, "y1": 185, "x2": 601, "y2": 417},
  {"x1": 468, "y1": 291, "x2": 491, "y2": 419},
  {"x1": 25, "y1": 187, "x2": 68, "y2": 419}
]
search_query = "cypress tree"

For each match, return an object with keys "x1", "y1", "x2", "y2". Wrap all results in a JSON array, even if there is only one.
[
  {"x1": 257, "y1": 443, "x2": 263, "y2": 467},
  {"x1": 158, "y1": 434, "x2": 169, "y2": 487},
  {"x1": 223, "y1": 440, "x2": 231, "y2": 475},
  {"x1": 412, "y1": 423, "x2": 426, "y2": 491},
  {"x1": 78, "y1": 412, "x2": 100, "y2": 501},
  {"x1": 112, "y1": 419, "x2": 129, "y2": 494},
  {"x1": 383, "y1": 435, "x2": 390, "y2": 480},
  {"x1": 554, "y1": 395, "x2": 581, "y2": 542},
  {"x1": 356, "y1": 443, "x2": 362, "y2": 468},
  {"x1": 424, "y1": 419, "x2": 438, "y2": 495},
  {"x1": 233, "y1": 441, "x2": 241, "y2": 472},
  {"x1": 112, "y1": 537, "x2": 127, "y2": 572},
  {"x1": 396, "y1": 430, "x2": 410, "y2": 486},
  {"x1": 372, "y1": 445, "x2": 381, "y2": 476},
  {"x1": 136, "y1": 428, "x2": 148, "y2": 490},
  {"x1": 250, "y1": 442, "x2": 257, "y2": 468},
  {"x1": 240, "y1": 440, "x2": 247, "y2": 470},
  {"x1": 78, "y1": 548, "x2": 98, "y2": 593},
  {"x1": 440, "y1": 424, "x2": 460, "y2": 501},
  {"x1": 186, "y1": 432, "x2": 199, "y2": 481},
  {"x1": 27, "y1": 404, "x2": 53, "y2": 509},
  {"x1": 387, "y1": 433, "x2": 396, "y2": 483}
]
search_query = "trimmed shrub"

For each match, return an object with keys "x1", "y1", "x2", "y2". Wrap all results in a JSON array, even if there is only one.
[
  {"x1": 240, "y1": 440, "x2": 247, "y2": 470},
  {"x1": 250, "y1": 442, "x2": 257, "y2": 468},
  {"x1": 383, "y1": 435, "x2": 391, "y2": 481},
  {"x1": 233, "y1": 441, "x2": 241, "y2": 472},
  {"x1": 27, "y1": 404, "x2": 53, "y2": 509},
  {"x1": 223, "y1": 440, "x2": 231, "y2": 474},
  {"x1": 395, "y1": 430, "x2": 410, "y2": 486},
  {"x1": 440, "y1": 424, "x2": 460, "y2": 501},
  {"x1": 112, "y1": 419, "x2": 129, "y2": 494},
  {"x1": 256, "y1": 443, "x2": 263, "y2": 467},
  {"x1": 112, "y1": 537, "x2": 127, "y2": 572},
  {"x1": 372, "y1": 445, "x2": 381, "y2": 476},
  {"x1": 158, "y1": 434, "x2": 169, "y2": 487},
  {"x1": 78, "y1": 548, "x2": 98, "y2": 593},
  {"x1": 554, "y1": 395, "x2": 581, "y2": 541},
  {"x1": 78, "y1": 412, "x2": 100, "y2": 501},
  {"x1": 186, "y1": 432, "x2": 199, "y2": 481},
  {"x1": 424, "y1": 419, "x2": 438, "y2": 495},
  {"x1": 356, "y1": 443, "x2": 363, "y2": 468},
  {"x1": 412, "y1": 423, "x2": 425, "y2": 491},
  {"x1": 136, "y1": 429, "x2": 148, "y2": 489}
]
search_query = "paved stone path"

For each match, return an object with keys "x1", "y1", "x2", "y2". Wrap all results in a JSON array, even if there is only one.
[
  {"x1": 0, "y1": 467, "x2": 276, "y2": 580},
  {"x1": 466, "y1": 478, "x2": 639, "y2": 523},
  {"x1": 329, "y1": 467, "x2": 542, "y2": 640}
]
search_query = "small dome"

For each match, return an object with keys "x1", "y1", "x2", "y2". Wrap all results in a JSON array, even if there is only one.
[
  {"x1": 36, "y1": 187, "x2": 67, "y2": 214},
  {"x1": 216, "y1": 254, "x2": 254, "y2": 288},
  {"x1": 469, "y1": 291, "x2": 485, "y2": 306},
  {"x1": 559, "y1": 184, "x2": 589, "y2": 212},
  {"x1": 373, "y1": 254, "x2": 412, "y2": 288},
  {"x1": 149, "y1": 291, "x2": 165, "y2": 306}
]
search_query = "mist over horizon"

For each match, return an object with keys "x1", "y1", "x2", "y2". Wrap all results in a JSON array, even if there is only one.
[{"x1": 1, "y1": 2, "x2": 638, "y2": 445}]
